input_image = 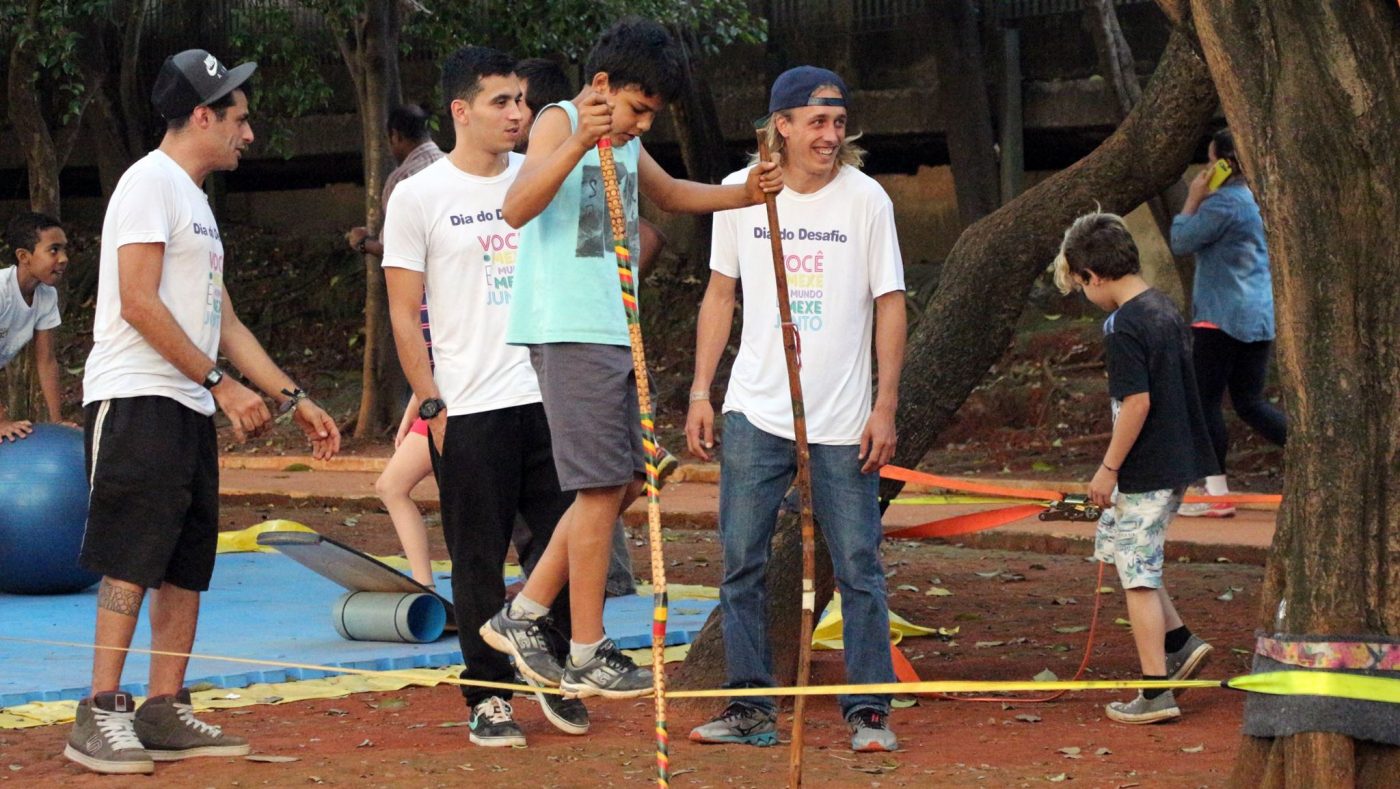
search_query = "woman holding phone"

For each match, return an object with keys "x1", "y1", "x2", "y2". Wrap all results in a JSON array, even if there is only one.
[{"x1": 1169, "y1": 127, "x2": 1287, "y2": 515}]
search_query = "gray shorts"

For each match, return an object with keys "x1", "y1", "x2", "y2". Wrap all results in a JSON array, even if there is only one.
[{"x1": 529, "y1": 343, "x2": 645, "y2": 492}]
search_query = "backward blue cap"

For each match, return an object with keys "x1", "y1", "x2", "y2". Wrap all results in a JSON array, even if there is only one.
[{"x1": 767, "y1": 66, "x2": 848, "y2": 114}]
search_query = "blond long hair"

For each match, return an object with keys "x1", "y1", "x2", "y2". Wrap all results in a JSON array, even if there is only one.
[{"x1": 750, "y1": 89, "x2": 866, "y2": 169}]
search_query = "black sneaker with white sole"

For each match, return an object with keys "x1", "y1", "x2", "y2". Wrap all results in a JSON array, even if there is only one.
[
  {"x1": 560, "y1": 638, "x2": 653, "y2": 699},
  {"x1": 479, "y1": 606, "x2": 565, "y2": 686},
  {"x1": 468, "y1": 697, "x2": 526, "y2": 747},
  {"x1": 523, "y1": 675, "x2": 590, "y2": 735}
]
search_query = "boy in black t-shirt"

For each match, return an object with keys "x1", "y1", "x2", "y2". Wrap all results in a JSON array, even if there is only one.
[{"x1": 1053, "y1": 211, "x2": 1219, "y2": 724}]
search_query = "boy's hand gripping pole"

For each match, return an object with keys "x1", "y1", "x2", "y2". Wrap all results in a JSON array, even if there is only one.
[
  {"x1": 596, "y1": 138, "x2": 670, "y2": 789},
  {"x1": 756, "y1": 132, "x2": 818, "y2": 788}
]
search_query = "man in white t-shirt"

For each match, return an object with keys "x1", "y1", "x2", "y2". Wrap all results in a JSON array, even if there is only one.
[
  {"x1": 685, "y1": 67, "x2": 906, "y2": 753},
  {"x1": 382, "y1": 46, "x2": 583, "y2": 749},
  {"x1": 68, "y1": 50, "x2": 340, "y2": 776},
  {"x1": 0, "y1": 212, "x2": 69, "y2": 439}
]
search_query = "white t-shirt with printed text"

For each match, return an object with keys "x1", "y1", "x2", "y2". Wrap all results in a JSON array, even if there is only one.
[
  {"x1": 712, "y1": 164, "x2": 904, "y2": 444},
  {"x1": 0, "y1": 267, "x2": 61, "y2": 369},
  {"x1": 380, "y1": 154, "x2": 540, "y2": 416},
  {"x1": 84, "y1": 150, "x2": 225, "y2": 415}
]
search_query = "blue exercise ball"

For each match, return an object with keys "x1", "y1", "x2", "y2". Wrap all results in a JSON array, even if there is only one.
[{"x1": 0, "y1": 424, "x2": 100, "y2": 594}]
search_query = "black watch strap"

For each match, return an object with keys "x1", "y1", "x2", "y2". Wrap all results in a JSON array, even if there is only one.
[
  {"x1": 417, "y1": 397, "x2": 447, "y2": 420},
  {"x1": 201, "y1": 368, "x2": 224, "y2": 390}
]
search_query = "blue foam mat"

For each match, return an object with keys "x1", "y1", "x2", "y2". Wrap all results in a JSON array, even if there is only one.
[{"x1": 0, "y1": 552, "x2": 715, "y2": 708}]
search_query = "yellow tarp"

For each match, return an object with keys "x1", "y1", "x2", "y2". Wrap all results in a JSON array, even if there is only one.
[{"x1": 812, "y1": 592, "x2": 954, "y2": 650}]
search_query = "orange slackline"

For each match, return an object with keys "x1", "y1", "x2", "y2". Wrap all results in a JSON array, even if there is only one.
[{"x1": 885, "y1": 504, "x2": 1048, "y2": 539}]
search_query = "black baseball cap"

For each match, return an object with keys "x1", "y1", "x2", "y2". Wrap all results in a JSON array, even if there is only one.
[
  {"x1": 151, "y1": 49, "x2": 257, "y2": 121},
  {"x1": 762, "y1": 66, "x2": 848, "y2": 123}
]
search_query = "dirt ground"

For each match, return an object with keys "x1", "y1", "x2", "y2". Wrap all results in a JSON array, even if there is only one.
[{"x1": 1, "y1": 501, "x2": 1265, "y2": 787}]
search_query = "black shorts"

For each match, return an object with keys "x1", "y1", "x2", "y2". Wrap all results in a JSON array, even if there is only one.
[{"x1": 80, "y1": 396, "x2": 220, "y2": 591}]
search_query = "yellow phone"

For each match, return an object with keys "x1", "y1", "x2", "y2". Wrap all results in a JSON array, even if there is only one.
[{"x1": 1206, "y1": 158, "x2": 1233, "y2": 191}]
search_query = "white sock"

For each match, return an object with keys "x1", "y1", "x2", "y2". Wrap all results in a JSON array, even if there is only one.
[
  {"x1": 508, "y1": 594, "x2": 549, "y2": 621},
  {"x1": 570, "y1": 637, "x2": 606, "y2": 666},
  {"x1": 1204, "y1": 475, "x2": 1230, "y2": 495}
]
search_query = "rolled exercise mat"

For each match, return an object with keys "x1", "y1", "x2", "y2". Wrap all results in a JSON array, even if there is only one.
[{"x1": 331, "y1": 591, "x2": 447, "y2": 643}]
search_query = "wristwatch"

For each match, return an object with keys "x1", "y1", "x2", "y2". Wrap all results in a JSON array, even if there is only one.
[
  {"x1": 277, "y1": 387, "x2": 308, "y2": 417},
  {"x1": 417, "y1": 397, "x2": 447, "y2": 420},
  {"x1": 201, "y1": 367, "x2": 225, "y2": 390}
]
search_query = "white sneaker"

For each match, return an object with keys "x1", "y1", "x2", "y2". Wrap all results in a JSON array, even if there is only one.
[{"x1": 1178, "y1": 501, "x2": 1236, "y2": 518}]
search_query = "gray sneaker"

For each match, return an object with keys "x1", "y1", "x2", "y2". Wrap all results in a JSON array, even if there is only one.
[
  {"x1": 63, "y1": 691, "x2": 154, "y2": 774},
  {"x1": 688, "y1": 702, "x2": 778, "y2": 747},
  {"x1": 1105, "y1": 690, "x2": 1181, "y2": 724},
  {"x1": 479, "y1": 606, "x2": 565, "y2": 686},
  {"x1": 134, "y1": 689, "x2": 250, "y2": 760},
  {"x1": 560, "y1": 639, "x2": 653, "y2": 699},
  {"x1": 847, "y1": 707, "x2": 898, "y2": 752},
  {"x1": 1166, "y1": 635, "x2": 1213, "y2": 696}
]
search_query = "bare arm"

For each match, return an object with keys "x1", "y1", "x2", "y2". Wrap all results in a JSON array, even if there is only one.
[
  {"x1": 385, "y1": 267, "x2": 443, "y2": 449},
  {"x1": 1089, "y1": 391, "x2": 1151, "y2": 506},
  {"x1": 861, "y1": 290, "x2": 907, "y2": 472},
  {"x1": 502, "y1": 93, "x2": 611, "y2": 228},
  {"x1": 637, "y1": 147, "x2": 782, "y2": 215},
  {"x1": 32, "y1": 328, "x2": 64, "y2": 422},
  {"x1": 119, "y1": 242, "x2": 221, "y2": 382},
  {"x1": 684, "y1": 272, "x2": 738, "y2": 460}
]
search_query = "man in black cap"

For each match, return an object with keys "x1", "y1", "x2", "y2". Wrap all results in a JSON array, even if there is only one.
[
  {"x1": 685, "y1": 65, "x2": 905, "y2": 752},
  {"x1": 66, "y1": 49, "x2": 341, "y2": 775}
]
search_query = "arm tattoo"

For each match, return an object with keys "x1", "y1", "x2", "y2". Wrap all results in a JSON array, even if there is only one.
[{"x1": 97, "y1": 579, "x2": 145, "y2": 618}]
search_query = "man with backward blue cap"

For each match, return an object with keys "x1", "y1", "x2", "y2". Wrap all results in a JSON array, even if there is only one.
[{"x1": 684, "y1": 66, "x2": 906, "y2": 752}]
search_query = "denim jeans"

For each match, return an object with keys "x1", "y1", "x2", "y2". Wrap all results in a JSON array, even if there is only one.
[{"x1": 717, "y1": 411, "x2": 894, "y2": 716}]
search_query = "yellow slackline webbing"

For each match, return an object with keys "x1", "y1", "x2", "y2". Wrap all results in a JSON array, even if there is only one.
[
  {"x1": 3, "y1": 635, "x2": 1397, "y2": 706},
  {"x1": 1226, "y1": 671, "x2": 1400, "y2": 705}
]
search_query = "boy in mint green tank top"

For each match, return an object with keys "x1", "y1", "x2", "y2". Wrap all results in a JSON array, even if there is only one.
[{"x1": 482, "y1": 18, "x2": 782, "y2": 700}]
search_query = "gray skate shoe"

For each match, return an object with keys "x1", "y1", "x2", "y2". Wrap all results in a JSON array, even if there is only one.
[
  {"x1": 688, "y1": 702, "x2": 778, "y2": 746},
  {"x1": 1166, "y1": 635, "x2": 1213, "y2": 695},
  {"x1": 1105, "y1": 690, "x2": 1181, "y2": 724},
  {"x1": 559, "y1": 639, "x2": 653, "y2": 699},
  {"x1": 134, "y1": 689, "x2": 250, "y2": 760},
  {"x1": 63, "y1": 691, "x2": 154, "y2": 774}
]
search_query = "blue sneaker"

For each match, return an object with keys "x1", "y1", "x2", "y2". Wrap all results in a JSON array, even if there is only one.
[{"x1": 688, "y1": 703, "x2": 778, "y2": 747}]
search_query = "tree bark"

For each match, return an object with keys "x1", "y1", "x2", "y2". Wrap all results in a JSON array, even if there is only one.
[
  {"x1": 666, "y1": 25, "x2": 729, "y2": 274},
  {"x1": 928, "y1": 0, "x2": 1001, "y2": 226},
  {"x1": 1161, "y1": 0, "x2": 1400, "y2": 782},
  {"x1": 881, "y1": 30, "x2": 1217, "y2": 509},
  {"x1": 344, "y1": 0, "x2": 405, "y2": 438},
  {"x1": 1082, "y1": 0, "x2": 1198, "y2": 305}
]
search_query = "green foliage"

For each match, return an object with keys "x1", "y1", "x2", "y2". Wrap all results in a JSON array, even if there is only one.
[
  {"x1": 227, "y1": 1, "x2": 335, "y2": 157},
  {"x1": 0, "y1": 0, "x2": 109, "y2": 127},
  {"x1": 411, "y1": 0, "x2": 765, "y2": 65}
]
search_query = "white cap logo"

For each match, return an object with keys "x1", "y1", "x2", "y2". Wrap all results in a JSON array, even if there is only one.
[{"x1": 204, "y1": 54, "x2": 220, "y2": 77}]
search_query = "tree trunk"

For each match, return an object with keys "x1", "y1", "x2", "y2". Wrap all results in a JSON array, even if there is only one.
[
  {"x1": 8, "y1": 42, "x2": 62, "y2": 219},
  {"x1": 1082, "y1": 0, "x2": 1197, "y2": 305},
  {"x1": 1161, "y1": 1, "x2": 1400, "y2": 782},
  {"x1": 666, "y1": 25, "x2": 730, "y2": 274},
  {"x1": 673, "y1": 511, "x2": 835, "y2": 705},
  {"x1": 880, "y1": 30, "x2": 1217, "y2": 507},
  {"x1": 348, "y1": 0, "x2": 405, "y2": 438},
  {"x1": 928, "y1": 0, "x2": 1001, "y2": 226}
]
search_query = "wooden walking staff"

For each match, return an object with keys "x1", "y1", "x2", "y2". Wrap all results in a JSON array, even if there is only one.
[
  {"x1": 755, "y1": 131, "x2": 818, "y2": 787},
  {"x1": 595, "y1": 137, "x2": 670, "y2": 789}
]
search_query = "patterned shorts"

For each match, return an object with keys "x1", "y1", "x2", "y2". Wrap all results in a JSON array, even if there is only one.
[{"x1": 1093, "y1": 486, "x2": 1185, "y2": 589}]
